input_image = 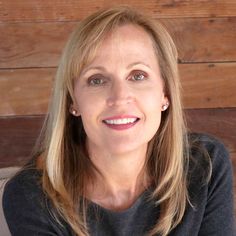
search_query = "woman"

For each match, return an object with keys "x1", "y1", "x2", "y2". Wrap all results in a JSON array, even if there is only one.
[{"x1": 3, "y1": 6, "x2": 235, "y2": 236}]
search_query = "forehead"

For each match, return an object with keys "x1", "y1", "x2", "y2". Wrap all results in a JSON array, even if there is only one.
[
  {"x1": 104, "y1": 24, "x2": 154, "y2": 45},
  {"x1": 87, "y1": 24, "x2": 158, "y2": 66}
]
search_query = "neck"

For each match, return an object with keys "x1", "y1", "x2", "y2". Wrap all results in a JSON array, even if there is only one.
[{"x1": 86, "y1": 146, "x2": 150, "y2": 211}]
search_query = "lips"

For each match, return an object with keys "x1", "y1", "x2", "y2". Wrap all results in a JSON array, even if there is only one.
[{"x1": 102, "y1": 116, "x2": 140, "y2": 130}]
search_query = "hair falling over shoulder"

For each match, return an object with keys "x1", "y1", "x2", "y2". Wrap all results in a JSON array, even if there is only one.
[{"x1": 34, "y1": 6, "x2": 191, "y2": 236}]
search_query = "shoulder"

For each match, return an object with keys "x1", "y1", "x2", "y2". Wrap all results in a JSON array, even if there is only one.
[
  {"x1": 2, "y1": 165, "x2": 73, "y2": 235},
  {"x1": 188, "y1": 132, "x2": 231, "y2": 172},
  {"x1": 3, "y1": 166, "x2": 45, "y2": 215},
  {"x1": 189, "y1": 132, "x2": 229, "y2": 155},
  {"x1": 187, "y1": 132, "x2": 233, "y2": 200},
  {"x1": 3, "y1": 166, "x2": 43, "y2": 200},
  {"x1": 174, "y1": 133, "x2": 235, "y2": 235}
]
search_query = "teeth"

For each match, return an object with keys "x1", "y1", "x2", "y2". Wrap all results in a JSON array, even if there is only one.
[{"x1": 104, "y1": 118, "x2": 138, "y2": 125}]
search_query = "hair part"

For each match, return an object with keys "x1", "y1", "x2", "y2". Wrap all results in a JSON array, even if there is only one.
[{"x1": 37, "y1": 6, "x2": 191, "y2": 236}]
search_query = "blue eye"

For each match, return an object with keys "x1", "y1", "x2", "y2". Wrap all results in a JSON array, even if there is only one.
[
  {"x1": 87, "y1": 75, "x2": 106, "y2": 86},
  {"x1": 130, "y1": 71, "x2": 148, "y2": 81}
]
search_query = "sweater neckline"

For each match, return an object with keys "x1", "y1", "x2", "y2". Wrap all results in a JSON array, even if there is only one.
[{"x1": 87, "y1": 188, "x2": 153, "y2": 216}]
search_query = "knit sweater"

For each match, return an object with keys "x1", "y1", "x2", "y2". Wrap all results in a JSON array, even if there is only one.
[{"x1": 3, "y1": 133, "x2": 236, "y2": 236}]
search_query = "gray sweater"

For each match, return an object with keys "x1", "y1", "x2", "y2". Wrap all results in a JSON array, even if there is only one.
[{"x1": 3, "y1": 134, "x2": 236, "y2": 235}]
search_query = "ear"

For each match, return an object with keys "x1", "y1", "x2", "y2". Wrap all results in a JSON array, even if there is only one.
[
  {"x1": 163, "y1": 95, "x2": 169, "y2": 102},
  {"x1": 69, "y1": 104, "x2": 80, "y2": 117}
]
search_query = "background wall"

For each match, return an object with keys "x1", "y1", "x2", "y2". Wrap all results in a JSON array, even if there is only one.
[{"x1": 0, "y1": 0, "x2": 235, "y2": 209}]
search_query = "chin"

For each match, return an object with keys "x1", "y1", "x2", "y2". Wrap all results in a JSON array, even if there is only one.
[{"x1": 105, "y1": 141, "x2": 148, "y2": 156}]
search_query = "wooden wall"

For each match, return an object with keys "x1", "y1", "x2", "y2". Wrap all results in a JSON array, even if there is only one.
[{"x1": 0, "y1": 0, "x2": 236, "y2": 209}]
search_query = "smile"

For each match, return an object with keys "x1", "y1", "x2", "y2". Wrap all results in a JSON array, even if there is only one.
[
  {"x1": 103, "y1": 117, "x2": 139, "y2": 125},
  {"x1": 102, "y1": 116, "x2": 140, "y2": 130}
]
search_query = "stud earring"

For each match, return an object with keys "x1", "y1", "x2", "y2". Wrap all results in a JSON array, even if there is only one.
[
  {"x1": 72, "y1": 109, "x2": 77, "y2": 116},
  {"x1": 162, "y1": 102, "x2": 169, "y2": 111}
]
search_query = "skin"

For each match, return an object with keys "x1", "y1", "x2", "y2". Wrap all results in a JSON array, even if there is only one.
[{"x1": 72, "y1": 24, "x2": 168, "y2": 211}]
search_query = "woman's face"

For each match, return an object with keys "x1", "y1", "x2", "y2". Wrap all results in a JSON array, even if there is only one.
[{"x1": 73, "y1": 24, "x2": 168, "y2": 157}]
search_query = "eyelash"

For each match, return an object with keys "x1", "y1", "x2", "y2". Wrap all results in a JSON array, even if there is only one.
[
  {"x1": 86, "y1": 70, "x2": 148, "y2": 86},
  {"x1": 129, "y1": 70, "x2": 148, "y2": 81},
  {"x1": 87, "y1": 75, "x2": 107, "y2": 86}
]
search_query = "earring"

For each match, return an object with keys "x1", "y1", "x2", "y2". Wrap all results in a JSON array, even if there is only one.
[
  {"x1": 72, "y1": 109, "x2": 77, "y2": 116},
  {"x1": 162, "y1": 102, "x2": 169, "y2": 111}
]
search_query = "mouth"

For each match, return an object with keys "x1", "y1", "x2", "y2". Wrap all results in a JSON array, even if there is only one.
[
  {"x1": 103, "y1": 117, "x2": 139, "y2": 125},
  {"x1": 102, "y1": 116, "x2": 140, "y2": 130}
]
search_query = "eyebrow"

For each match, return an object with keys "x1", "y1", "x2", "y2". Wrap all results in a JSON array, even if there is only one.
[
  {"x1": 127, "y1": 62, "x2": 151, "y2": 69},
  {"x1": 81, "y1": 61, "x2": 151, "y2": 76},
  {"x1": 80, "y1": 66, "x2": 106, "y2": 77}
]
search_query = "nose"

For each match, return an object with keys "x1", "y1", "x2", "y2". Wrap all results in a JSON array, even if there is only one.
[{"x1": 106, "y1": 81, "x2": 134, "y2": 107}]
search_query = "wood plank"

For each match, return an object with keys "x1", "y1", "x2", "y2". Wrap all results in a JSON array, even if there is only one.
[
  {"x1": 0, "y1": 108, "x2": 235, "y2": 168},
  {"x1": 0, "y1": 68, "x2": 54, "y2": 116},
  {"x1": 0, "y1": 22, "x2": 76, "y2": 69},
  {"x1": 180, "y1": 63, "x2": 236, "y2": 109},
  {"x1": 160, "y1": 17, "x2": 236, "y2": 63},
  {"x1": 185, "y1": 108, "x2": 236, "y2": 153},
  {"x1": 0, "y1": 115, "x2": 43, "y2": 168},
  {"x1": 1, "y1": 0, "x2": 236, "y2": 23},
  {"x1": 0, "y1": 18, "x2": 236, "y2": 69},
  {"x1": 1, "y1": 63, "x2": 235, "y2": 116}
]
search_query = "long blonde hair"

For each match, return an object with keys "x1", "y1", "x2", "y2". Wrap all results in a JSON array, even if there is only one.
[{"x1": 37, "y1": 6, "x2": 190, "y2": 236}]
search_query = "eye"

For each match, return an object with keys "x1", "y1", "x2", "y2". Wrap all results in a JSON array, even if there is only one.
[
  {"x1": 87, "y1": 75, "x2": 106, "y2": 86},
  {"x1": 129, "y1": 70, "x2": 148, "y2": 81}
]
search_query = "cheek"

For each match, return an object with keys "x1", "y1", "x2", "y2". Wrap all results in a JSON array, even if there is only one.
[
  {"x1": 142, "y1": 90, "x2": 163, "y2": 110},
  {"x1": 76, "y1": 93, "x2": 103, "y2": 121},
  {"x1": 142, "y1": 91, "x2": 163, "y2": 129}
]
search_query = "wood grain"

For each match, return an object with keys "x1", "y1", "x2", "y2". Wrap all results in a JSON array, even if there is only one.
[
  {"x1": 0, "y1": 18, "x2": 236, "y2": 69},
  {"x1": 185, "y1": 108, "x2": 236, "y2": 153},
  {"x1": 0, "y1": 115, "x2": 43, "y2": 167},
  {"x1": 1, "y1": 63, "x2": 235, "y2": 116},
  {"x1": 1, "y1": 0, "x2": 236, "y2": 23},
  {"x1": 0, "y1": 68, "x2": 54, "y2": 116},
  {"x1": 0, "y1": 108, "x2": 235, "y2": 167},
  {"x1": 180, "y1": 63, "x2": 236, "y2": 109},
  {"x1": 0, "y1": 22, "x2": 75, "y2": 69},
  {"x1": 160, "y1": 17, "x2": 236, "y2": 63}
]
